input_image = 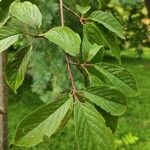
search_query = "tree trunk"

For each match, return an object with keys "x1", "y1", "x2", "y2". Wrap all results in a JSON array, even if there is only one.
[{"x1": 0, "y1": 52, "x2": 8, "y2": 150}]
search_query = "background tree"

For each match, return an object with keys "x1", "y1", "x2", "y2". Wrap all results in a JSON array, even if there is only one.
[
  {"x1": 145, "y1": 0, "x2": 150, "y2": 17},
  {"x1": 108, "y1": 0, "x2": 149, "y2": 58}
]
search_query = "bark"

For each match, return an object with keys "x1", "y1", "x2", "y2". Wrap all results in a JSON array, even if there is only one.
[{"x1": 0, "y1": 52, "x2": 8, "y2": 150}]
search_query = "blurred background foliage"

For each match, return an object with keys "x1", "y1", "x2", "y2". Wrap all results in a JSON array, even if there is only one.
[{"x1": 0, "y1": 0, "x2": 150, "y2": 149}]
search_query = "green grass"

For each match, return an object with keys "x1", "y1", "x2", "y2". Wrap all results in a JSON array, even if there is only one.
[
  {"x1": 9, "y1": 49, "x2": 150, "y2": 150},
  {"x1": 115, "y1": 50, "x2": 150, "y2": 150}
]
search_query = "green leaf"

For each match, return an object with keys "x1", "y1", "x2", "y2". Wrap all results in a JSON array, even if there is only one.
[
  {"x1": 0, "y1": 10, "x2": 10, "y2": 27},
  {"x1": 90, "y1": 11, "x2": 125, "y2": 39},
  {"x1": 74, "y1": 101, "x2": 115, "y2": 150},
  {"x1": 98, "y1": 25, "x2": 121, "y2": 63},
  {"x1": 76, "y1": 4, "x2": 91, "y2": 15},
  {"x1": 96, "y1": 0, "x2": 110, "y2": 10},
  {"x1": 82, "y1": 35, "x2": 92, "y2": 60},
  {"x1": 83, "y1": 23, "x2": 120, "y2": 63},
  {"x1": 13, "y1": 94, "x2": 73, "y2": 147},
  {"x1": 45, "y1": 26, "x2": 81, "y2": 56},
  {"x1": 96, "y1": 0, "x2": 105, "y2": 9},
  {"x1": 82, "y1": 86, "x2": 127, "y2": 116},
  {"x1": 82, "y1": 23, "x2": 104, "y2": 62},
  {"x1": 5, "y1": 45, "x2": 32, "y2": 93},
  {"x1": 86, "y1": 65, "x2": 106, "y2": 85},
  {"x1": 9, "y1": 1, "x2": 42, "y2": 28},
  {"x1": 82, "y1": 35, "x2": 103, "y2": 61},
  {"x1": 89, "y1": 74, "x2": 104, "y2": 86},
  {"x1": 0, "y1": 26, "x2": 21, "y2": 53},
  {"x1": 96, "y1": 106, "x2": 119, "y2": 133},
  {"x1": 90, "y1": 49, "x2": 104, "y2": 64},
  {"x1": 0, "y1": 35, "x2": 19, "y2": 53},
  {"x1": 0, "y1": 26, "x2": 21, "y2": 40},
  {"x1": 87, "y1": 63, "x2": 138, "y2": 97},
  {"x1": 87, "y1": 44, "x2": 103, "y2": 61},
  {"x1": 83, "y1": 23, "x2": 104, "y2": 46}
]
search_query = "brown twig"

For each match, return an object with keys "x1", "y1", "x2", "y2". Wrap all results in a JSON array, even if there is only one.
[
  {"x1": 63, "y1": 4, "x2": 88, "y2": 25},
  {"x1": 60, "y1": 0, "x2": 77, "y2": 96},
  {"x1": 60, "y1": 0, "x2": 65, "y2": 26},
  {"x1": 65, "y1": 56, "x2": 94, "y2": 68},
  {"x1": 24, "y1": 32, "x2": 45, "y2": 39},
  {"x1": 66, "y1": 54, "x2": 77, "y2": 95},
  {"x1": 65, "y1": 56, "x2": 79, "y2": 66},
  {"x1": 63, "y1": 4, "x2": 80, "y2": 19},
  {"x1": 81, "y1": 63, "x2": 94, "y2": 67}
]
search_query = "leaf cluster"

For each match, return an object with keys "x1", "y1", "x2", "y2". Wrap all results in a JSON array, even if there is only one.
[{"x1": 0, "y1": 1, "x2": 139, "y2": 149}]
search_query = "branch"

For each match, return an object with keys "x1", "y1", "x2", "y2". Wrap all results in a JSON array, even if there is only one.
[
  {"x1": 63, "y1": 4, "x2": 88, "y2": 25},
  {"x1": 63, "y1": 4, "x2": 80, "y2": 19},
  {"x1": 66, "y1": 54, "x2": 77, "y2": 95},
  {"x1": 24, "y1": 32, "x2": 45, "y2": 39},
  {"x1": 0, "y1": 52, "x2": 8, "y2": 149},
  {"x1": 59, "y1": 0, "x2": 77, "y2": 96},
  {"x1": 66, "y1": 56, "x2": 79, "y2": 66}
]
